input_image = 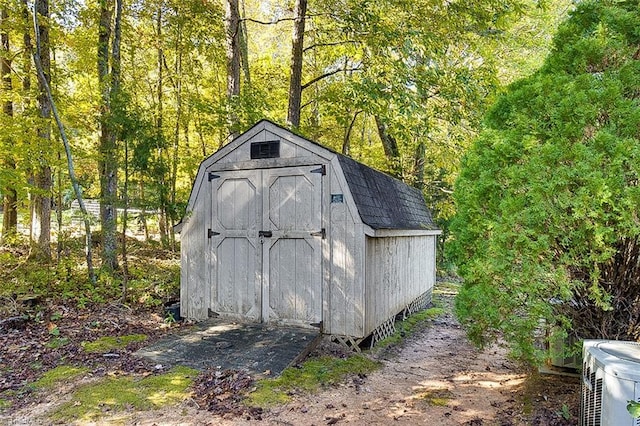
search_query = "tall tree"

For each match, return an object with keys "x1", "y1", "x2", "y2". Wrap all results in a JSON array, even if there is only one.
[
  {"x1": 31, "y1": 0, "x2": 52, "y2": 260},
  {"x1": 224, "y1": 0, "x2": 240, "y2": 139},
  {"x1": 155, "y1": 1, "x2": 170, "y2": 248},
  {"x1": 1, "y1": 5, "x2": 17, "y2": 241},
  {"x1": 286, "y1": 0, "x2": 307, "y2": 128},
  {"x1": 97, "y1": 0, "x2": 121, "y2": 272},
  {"x1": 28, "y1": 0, "x2": 97, "y2": 283},
  {"x1": 238, "y1": 0, "x2": 250, "y2": 86}
]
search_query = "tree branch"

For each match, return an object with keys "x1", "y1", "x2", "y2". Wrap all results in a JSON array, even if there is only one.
[
  {"x1": 301, "y1": 66, "x2": 361, "y2": 90},
  {"x1": 303, "y1": 40, "x2": 358, "y2": 53},
  {"x1": 241, "y1": 13, "x2": 323, "y2": 26}
]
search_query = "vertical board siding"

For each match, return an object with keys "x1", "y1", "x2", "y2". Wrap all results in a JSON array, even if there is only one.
[
  {"x1": 364, "y1": 235, "x2": 436, "y2": 335},
  {"x1": 326, "y1": 165, "x2": 364, "y2": 337},
  {"x1": 216, "y1": 130, "x2": 302, "y2": 165},
  {"x1": 210, "y1": 171, "x2": 261, "y2": 321},
  {"x1": 264, "y1": 167, "x2": 322, "y2": 327},
  {"x1": 181, "y1": 182, "x2": 209, "y2": 319},
  {"x1": 268, "y1": 238, "x2": 320, "y2": 322}
]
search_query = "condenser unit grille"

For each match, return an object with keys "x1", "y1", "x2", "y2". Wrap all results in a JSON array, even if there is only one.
[
  {"x1": 581, "y1": 340, "x2": 640, "y2": 426},
  {"x1": 581, "y1": 363, "x2": 603, "y2": 426}
]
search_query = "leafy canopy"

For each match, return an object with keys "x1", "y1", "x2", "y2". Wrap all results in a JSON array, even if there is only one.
[{"x1": 449, "y1": 0, "x2": 640, "y2": 363}]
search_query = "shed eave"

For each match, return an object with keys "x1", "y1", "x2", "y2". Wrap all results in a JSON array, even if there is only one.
[{"x1": 369, "y1": 228, "x2": 442, "y2": 238}]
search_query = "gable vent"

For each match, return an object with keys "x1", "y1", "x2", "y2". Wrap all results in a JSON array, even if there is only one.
[{"x1": 250, "y1": 140, "x2": 280, "y2": 159}]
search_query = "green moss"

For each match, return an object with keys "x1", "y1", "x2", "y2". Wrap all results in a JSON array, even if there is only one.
[
  {"x1": 433, "y1": 281, "x2": 460, "y2": 296},
  {"x1": 418, "y1": 388, "x2": 454, "y2": 406},
  {"x1": 81, "y1": 334, "x2": 147, "y2": 353},
  {"x1": 32, "y1": 365, "x2": 90, "y2": 389},
  {"x1": 50, "y1": 366, "x2": 197, "y2": 423},
  {"x1": 46, "y1": 337, "x2": 71, "y2": 349},
  {"x1": 247, "y1": 355, "x2": 380, "y2": 407},
  {"x1": 0, "y1": 398, "x2": 11, "y2": 410}
]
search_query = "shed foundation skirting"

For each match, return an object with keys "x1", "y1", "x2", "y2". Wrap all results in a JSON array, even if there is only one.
[
  {"x1": 401, "y1": 290, "x2": 432, "y2": 320},
  {"x1": 331, "y1": 290, "x2": 434, "y2": 352},
  {"x1": 330, "y1": 335, "x2": 366, "y2": 353},
  {"x1": 370, "y1": 314, "x2": 396, "y2": 348}
]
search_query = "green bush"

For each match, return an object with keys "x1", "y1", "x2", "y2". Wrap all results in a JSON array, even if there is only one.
[{"x1": 450, "y1": 0, "x2": 640, "y2": 364}]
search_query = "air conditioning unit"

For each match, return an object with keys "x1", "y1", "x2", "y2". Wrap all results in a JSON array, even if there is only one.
[{"x1": 581, "y1": 340, "x2": 640, "y2": 426}]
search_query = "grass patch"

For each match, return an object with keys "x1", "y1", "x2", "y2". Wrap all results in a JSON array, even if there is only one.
[
  {"x1": 246, "y1": 355, "x2": 380, "y2": 407},
  {"x1": 32, "y1": 365, "x2": 90, "y2": 389},
  {"x1": 418, "y1": 388, "x2": 454, "y2": 406},
  {"x1": 46, "y1": 337, "x2": 71, "y2": 349},
  {"x1": 433, "y1": 281, "x2": 460, "y2": 296},
  {"x1": 50, "y1": 365, "x2": 197, "y2": 423},
  {"x1": 0, "y1": 398, "x2": 11, "y2": 410},
  {"x1": 81, "y1": 334, "x2": 147, "y2": 353}
]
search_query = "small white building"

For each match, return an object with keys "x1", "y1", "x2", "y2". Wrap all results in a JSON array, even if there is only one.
[{"x1": 176, "y1": 120, "x2": 441, "y2": 347}]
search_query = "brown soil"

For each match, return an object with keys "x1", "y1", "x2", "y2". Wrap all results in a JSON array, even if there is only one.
[{"x1": 0, "y1": 286, "x2": 581, "y2": 425}]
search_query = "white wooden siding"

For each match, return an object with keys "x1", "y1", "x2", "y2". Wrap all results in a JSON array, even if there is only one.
[
  {"x1": 216, "y1": 129, "x2": 317, "y2": 166},
  {"x1": 325, "y1": 162, "x2": 365, "y2": 337},
  {"x1": 180, "y1": 181, "x2": 209, "y2": 319},
  {"x1": 364, "y1": 235, "x2": 437, "y2": 335},
  {"x1": 209, "y1": 170, "x2": 261, "y2": 321}
]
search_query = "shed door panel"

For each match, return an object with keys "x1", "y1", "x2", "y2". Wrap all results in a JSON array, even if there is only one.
[
  {"x1": 209, "y1": 166, "x2": 322, "y2": 326},
  {"x1": 210, "y1": 171, "x2": 261, "y2": 320},
  {"x1": 263, "y1": 168, "x2": 322, "y2": 324}
]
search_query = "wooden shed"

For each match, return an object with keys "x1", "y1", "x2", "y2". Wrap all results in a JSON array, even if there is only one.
[{"x1": 177, "y1": 120, "x2": 441, "y2": 347}]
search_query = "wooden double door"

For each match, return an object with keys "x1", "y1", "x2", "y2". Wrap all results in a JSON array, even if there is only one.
[{"x1": 208, "y1": 166, "x2": 323, "y2": 327}]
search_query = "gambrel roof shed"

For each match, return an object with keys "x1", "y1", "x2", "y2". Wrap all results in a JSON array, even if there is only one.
[{"x1": 178, "y1": 120, "x2": 440, "y2": 346}]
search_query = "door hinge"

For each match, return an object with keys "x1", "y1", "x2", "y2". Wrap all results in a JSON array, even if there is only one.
[
  {"x1": 207, "y1": 229, "x2": 220, "y2": 238},
  {"x1": 208, "y1": 172, "x2": 220, "y2": 181},
  {"x1": 310, "y1": 320, "x2": 323, "y2": 331},
  {"x1": 310, "y1": 165, "x2": 326, "y2": 175},
  {"x1": 310, "y1": 228, "x2": 326, "y2": 239}
]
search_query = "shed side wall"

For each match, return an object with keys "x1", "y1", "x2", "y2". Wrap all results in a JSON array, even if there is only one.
[
  {"x1": 180, "y1": 181, "x2": 210, "y2": 319},
  {"x1": 364, "y1": 235, "x2": 437, "y2": 335},
  {"x1": 325, "y1": 160, "x2": 365, "y2": 337}
]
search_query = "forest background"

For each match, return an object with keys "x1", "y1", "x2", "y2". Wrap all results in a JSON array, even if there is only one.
[{"x1": 0, "y1": 0, "x2": 571, "y2": 291}]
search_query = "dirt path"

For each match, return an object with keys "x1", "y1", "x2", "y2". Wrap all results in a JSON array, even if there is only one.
[
  {"x1": 253, "y1": 292, "x2": 529, "y2": 426},
  {"x1": 2, "y1": 287, "x2": 579, "y2": 425}
]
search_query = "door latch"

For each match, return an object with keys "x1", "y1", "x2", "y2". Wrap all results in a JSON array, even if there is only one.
[
  {"x1": 258, "y1": 230, "x2": 272, "y2": 238},
  {"x1": 310, "y1": 228, "x2": 326, "y2": 239}
]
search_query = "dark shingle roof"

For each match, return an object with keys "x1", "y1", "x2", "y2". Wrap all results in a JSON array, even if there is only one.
[{"x1": 337, "y1": 155, "x2": 436, "y2": 230}]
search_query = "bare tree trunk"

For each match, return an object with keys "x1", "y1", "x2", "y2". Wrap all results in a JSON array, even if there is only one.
[
  {"x1": 224, "y1": 0, "x2": 240, "y2": 140},
  {"x1": 374, "y1": 115, "x2": 402, "y2": 178},
  {"x1": 139, "y1": 179, "x2": 149, "y2": 241},
  {"x1": 112, "y1": 0, "x2": 126, "y2": 292},
  {"x1": 21, "y1": 2, "x2": 33, "y2": 243},
  {"x1": 170, "y1": 35, "x2": 182, "y2": 251},
  {"x1": 31, "y1": 0, "x2": 52, "y2": 261},
  {"x1": 239, "y1": 0, "x2": 250, "y2": 86},
  {"x1": 1, "y1": 6, "x2": 18, "y2": 241},
  {"x1": 286, "y1": 0, "x2": 307, "y2": 128},
  {"x1": 342, "y1": 110, "x2": 361, "y2": 155},
  {"x1": 413, "y1": 141, "x2": 425, "y2": 190},
  {"x1": 27, "y1": 0, "x2": 96, "y2": 283},
  {"x1": 98, "y1": 0, "x2": 118, "y2": 271},
  {"x1": 121, "y1": 127, "x2": 129, "y2": 300},
  {"x1": 156, "y1": 3, "x2": 169, "y2": 248}
]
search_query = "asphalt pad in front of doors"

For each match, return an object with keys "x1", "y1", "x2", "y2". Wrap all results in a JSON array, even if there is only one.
[{"x1": 136, "y1": 320, "x2": 320, "y2": 377}]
